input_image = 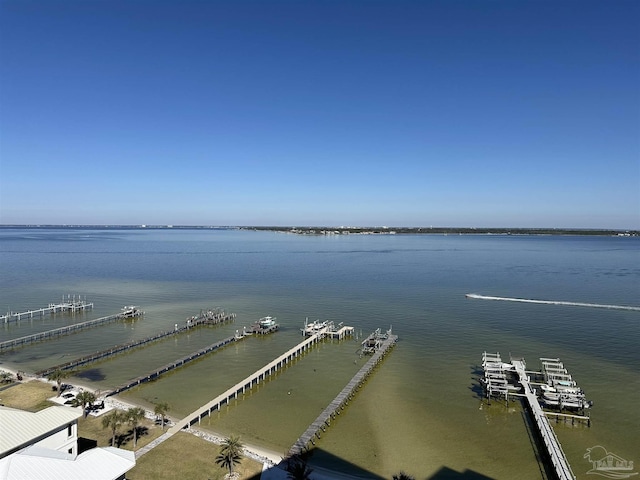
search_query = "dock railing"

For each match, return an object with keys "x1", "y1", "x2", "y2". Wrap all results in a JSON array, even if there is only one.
[
  {"x1": 136, "y1": 328, "x2": 329, "y2": 458},
  {"x1": 0, "y1": 308, "x2": 142, "y2": 352},
  {"x1": 512, "y1": 360, "x2": 576, "y2": 480},
  {"x1": 288, "y1": 332, "x2": 398, "y2": 457}
]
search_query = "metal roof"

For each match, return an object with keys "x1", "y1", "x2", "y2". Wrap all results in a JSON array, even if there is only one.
[
  {"x1": 0, "y1": 445, "x2": 136, "y2": 480},
  {"x1": 0, "y1": 406, "x2": 82, "y2": 456}
]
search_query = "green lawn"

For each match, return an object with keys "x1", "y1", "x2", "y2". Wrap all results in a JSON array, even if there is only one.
[
  {"x1": 128, "y1": 432, "x2": 263, "y2": 480},
  {"x1": 1, "y1": 381, "x2": 263, "y2": 479}
]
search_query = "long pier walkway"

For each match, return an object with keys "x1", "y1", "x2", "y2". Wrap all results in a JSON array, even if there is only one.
[
  {"x1": 35, "y1": 310, "x2": 235, "y2": 377},
  {"x1": 0, "y1": 307, "x2": 142, "y2": 352},
  {"x1": 135, "y1": 328, "x2": 329, "y2": 459},
  {"x1": 106, "y1": 331, "x2": 244, "y2": 397},
  {"x1": 512, "y1": 360, "x2": 576, "y2": 480},
  {"x1": 288, "y1": 332, "x2": 397, "y2": 457},
  {"x1": 1, "y1": 297, "x2": 93, "y2": 324}
]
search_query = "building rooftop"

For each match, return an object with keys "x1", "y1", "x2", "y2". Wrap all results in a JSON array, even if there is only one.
[
  {"x1": 0, "y1": 405, "x2": 82, "y2": 457},
  {"x1": 0, "y1": 445, "x2": 135, "y2": 480}
]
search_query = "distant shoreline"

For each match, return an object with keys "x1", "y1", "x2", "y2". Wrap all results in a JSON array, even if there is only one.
[
  {"x1": 0, "y1": 225, "x2": 637, "y2": 236},
  {"x1": 243, "y1": 226, "x2": 638, "y2": 237}
]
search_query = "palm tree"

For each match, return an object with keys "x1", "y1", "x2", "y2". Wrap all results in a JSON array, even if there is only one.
[
  {"x1": 72, "y1": 390, "x2": 96, "y2": 417},
  {"x1": 215, "y1": 435, "x2": 244, "y2": 476},
  {"x1": 153, "y1": 401, "x2": 170, "y2": 431},
  {"x1": 47, "y1": 369, "x2": 69, "y2": 396},
  {"x1": 126, "y1": 407, "x2": 146, "y2": 448},
  {"x1": 286, "y1": 456, "x2": 314, "y2": 480},
  {"x1": 102, "y1": 409, "x2": 125, "y2": 447},
  {"x1": 392, "y1": 472, "x2": 415, "y2": 480}
]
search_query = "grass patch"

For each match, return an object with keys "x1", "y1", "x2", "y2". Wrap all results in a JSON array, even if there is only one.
[
  {"x1": 77, "y1": 412, "x2": 165, "y2": 451},
  {"x1": 0, "y1": 380, "x2": 56, "y2": 411},
  {"x1": 128, "y1": 432, "x2": 263, "y2": 480},
  {"x1": 0, "y1": 381, "x2": 263, "y2": 479}
]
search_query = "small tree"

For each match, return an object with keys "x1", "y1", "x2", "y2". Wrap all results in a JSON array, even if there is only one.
[
  {"x1": 47, "y1": 369, "x2": 69, "y2": 396},
  {"x1": 127, "y1": 407, "x2": 146, "y2": 448},
  {"x1": 153, "y1": 401, "x2": 170, "y2": 431},
  {"x1": 72, "y1": 390, "x2": 96, "y2": 417},
  {"x1": 215, "y1": 435, "x2": 244, "y2": 477},
  {"x1": 102, "y1": 410, "x2": 125, "y2": 447},
  {"x1": 0, "y1": 370, "x2": 13, "y2": 384}
]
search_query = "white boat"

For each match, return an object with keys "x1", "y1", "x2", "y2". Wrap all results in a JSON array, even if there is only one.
[
  {"x1": 541, "y1": 391, "x2": 591, "y2": 409},
  {"x1": 301, "y1": 318, "x2": 329, "y2": 335},
  {"x1": 540, "y1": 383, "x2": 582, "y2": 395},
  {"x1": 121, "y1": 306, "x2": 141, "y2": 317},
  {"x1": 258, "y1": 316, "x2": 277, "y2": 328}
]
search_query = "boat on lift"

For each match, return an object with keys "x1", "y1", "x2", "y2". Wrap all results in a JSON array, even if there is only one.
[
  {"x1": 259, "y1": 316, "x2": 277, "y2": 328},
  {"x1": 301, "y1": 318, "x2": 329, "y2": 336}
]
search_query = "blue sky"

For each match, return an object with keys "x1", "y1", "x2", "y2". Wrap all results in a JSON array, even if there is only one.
[{"x1": 1, "y1": 0, "x2": 638, "y2": 228}]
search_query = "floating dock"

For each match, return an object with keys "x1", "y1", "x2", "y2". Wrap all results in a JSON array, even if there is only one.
[
  {"x1": 288, "y1": 328, "x2": 397, "y2": 457},
  {"x1": 0, "y1": 306, "x2": 143, "y2": 352},
  {"x1": 35, "y1": 309, "x2": 235, "y2": 377},
  {"x1": 1, "y1": 296, "x2": 93, "y2": 324}
]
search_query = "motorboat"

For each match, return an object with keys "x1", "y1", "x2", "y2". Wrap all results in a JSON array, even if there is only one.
[
  {"x1": 301, "y1": 318, "x2": 329, "y2": 336},
  {"x1": 258, "y1": 316, "x2": 277, "y2": 328},
  {"x1": 540, "y1": 382, "x2": 582, "y2": 395},
  {"x1": 121, "y1": 306, "x2": 141, "y2": 317},
  {"x1": 541, "y1": 391, "x2": 591, "y2": 409}
]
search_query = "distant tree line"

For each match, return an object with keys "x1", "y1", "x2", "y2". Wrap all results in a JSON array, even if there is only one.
[
  {"x1": 243, "y1": 226, "x2": 638, "y2": 236},
  {"x1": 3, "y1": 225, "x2": 636, "y2": 236}
]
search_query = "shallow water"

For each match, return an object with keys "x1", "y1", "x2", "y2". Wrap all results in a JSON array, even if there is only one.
[{"x1": 1, "y1": 229, "x2": 638, "y2": 478}]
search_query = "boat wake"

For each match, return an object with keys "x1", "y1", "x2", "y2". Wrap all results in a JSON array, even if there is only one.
[{"x1": 465, "y1": 293, "x2": 640, "y2": 312}]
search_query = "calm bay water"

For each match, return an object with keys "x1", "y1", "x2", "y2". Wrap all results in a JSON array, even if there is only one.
[{"x1": 1, "y1": 228, "x2": 638, "y2": 479}]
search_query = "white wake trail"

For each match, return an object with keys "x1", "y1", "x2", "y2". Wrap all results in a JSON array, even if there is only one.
[{"x1": 465, "y1": 293, "x2": 640, "y2": 312}]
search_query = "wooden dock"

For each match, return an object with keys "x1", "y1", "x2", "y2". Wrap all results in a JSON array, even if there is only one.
[
  {"x1": 301, "y1": 319, "x2": 354, "y2": 339},
  {"x1": 35, "y1": 310, "x2": 235, "y2": 377},
  {"x1": 244, "y1": 316, "x2": 279, "y2": 335},
  {"x1": 136, "y1": 328, "x2": 329, "y2": 458},
  {"x1": 106, "y1": 332, "x2": 245, "y2": 397},
  {"x1": 512, "y1": 359, "x2": 576, "y2": 480},
  {"x1": 288, "y1": 331, "x2": 398, "y2": 457},
  {"x1": 325, "y1": 324, "x2": 354, "y2": 340},
  {"x1": 0, "y1": 307, "x2": 143, "y2": 352},
  {"x1": 1, "y1": 296, "x2": 93, "y2": 324},
  {"x1": 545, "y1": 411, "x2": 591, "y2": 427}
]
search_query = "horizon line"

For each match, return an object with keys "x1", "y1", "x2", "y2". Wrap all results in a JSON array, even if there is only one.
[{"x1": 0, "y1": 224, "x2": 637, "y2": 233}]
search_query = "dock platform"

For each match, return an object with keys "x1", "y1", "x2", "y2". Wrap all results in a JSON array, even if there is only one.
[
  {"x1": 136, "y1": 327, "x2": 328, "y2": 458},
  {"x1": 288, "y1": 329, "x2": 397, "y2": 457},
  {"x1": 106, "y1": 331, "x2": 244, "y2": 397},
  {"x1": 0, "y1": 307, "x2": 143, "y2": 352},
  {"x1": 1, "y1": 296, "x2": 93, "y2": 324},
  {"x1": 512, "y1": 359, "x2": 576, "y2": 480},
  {"x1": 244, "y1": 316, "x2": 279, "y2": 335},
  {"x1": 35, "y1": 310, "x2": 235, "y2": 377},
  {"x1": 479, "y1": 353, "x2": 579, "y2": 480}
]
